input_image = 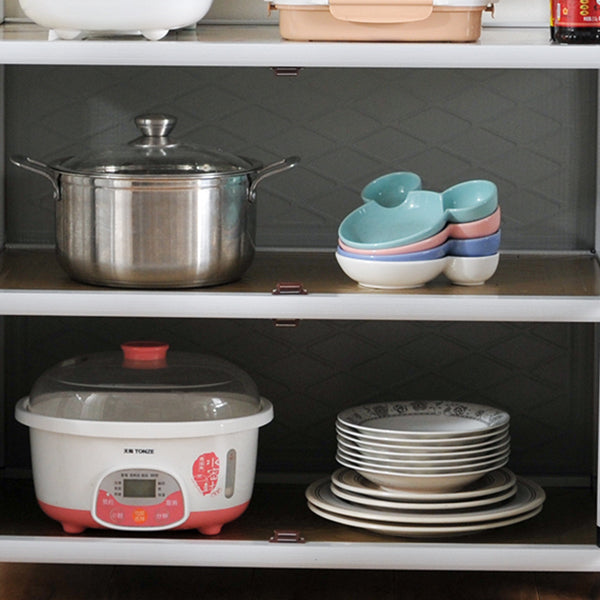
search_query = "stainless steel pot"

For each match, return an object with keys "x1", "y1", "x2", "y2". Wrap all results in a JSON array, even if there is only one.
[{"x1": 11, "y1": 114, "x2": 299, "y2": 288}]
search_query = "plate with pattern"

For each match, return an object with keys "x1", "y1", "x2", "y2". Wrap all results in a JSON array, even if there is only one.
[
  {"x1": 331, "y1": 467, "x2": 517, "y2": 501},
  {"x1": 307, "y1": 501, "x2": 543, "y2": 538},
  {"x1": 306, "y1": 476, "x2": 544, "y2": 525}
]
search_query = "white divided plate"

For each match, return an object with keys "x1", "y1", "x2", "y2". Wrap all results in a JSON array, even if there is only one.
[
  {"x1": 306, "y1": 476, "x2": 545, "y2": 525},
  {"x1": 331, "y1": 467, "x2": 517, "y2": 501},
  {"x1": 307, "y1": 502, "x2": 543, "y2": 538},
  {"x1": 336, "y1": 424, "x2": 511, "y2": 450},
  {"x1": 337, "y1": 400, "x2": 509, "y2": 439},
  {"x1": 329, "y1": 481, "x2": 517, "y2": 511}
]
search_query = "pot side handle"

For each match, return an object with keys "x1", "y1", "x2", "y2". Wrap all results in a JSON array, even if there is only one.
[
  {"x1": 249, "y1": 155, "x2": 300, "y2": 202},
  {"x1": 10, "y1": 155, "x2": 61, "y2": 201}
]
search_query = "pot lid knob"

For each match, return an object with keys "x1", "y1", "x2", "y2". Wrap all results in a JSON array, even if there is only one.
[
  {"x1": 121, "y1": 341, "x2": 169, "y2": 368},
  {"x1": 135, "y1": 114, "x2": 177, "y2": 138}
]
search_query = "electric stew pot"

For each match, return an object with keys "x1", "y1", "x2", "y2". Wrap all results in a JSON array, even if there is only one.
[
  {"x1": 11, "y1": 114, "x2": 299, "y2": 289},
  {"x1": 15, "y1": 341, "x2": 273, "y2": 535}
]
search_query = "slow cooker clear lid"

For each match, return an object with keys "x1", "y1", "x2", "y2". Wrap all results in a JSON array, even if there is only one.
[
  {"x1": 52, "y1": 114, "x2": 261, "y2": 177},
  {"x1": 27, "y1": 342, "x2": 262, "y2": 422}
]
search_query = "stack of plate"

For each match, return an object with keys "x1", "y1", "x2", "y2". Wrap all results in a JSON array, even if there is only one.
[
  {"x1": 336, "y1": 400, "x2": 511, "y2": 492},
  {"x1": 306, "y1": 400, "x2": 545, "y2": 538}
]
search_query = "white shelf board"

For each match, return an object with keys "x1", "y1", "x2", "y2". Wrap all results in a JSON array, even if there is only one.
[
  {"x1": 0, "y1": 23, "x2": 596, "y2": 68},
  {"x1": 3, "y1": 289, "x2": 600, "y2": 322},
  {"x1": 1, "y1": 249, "x2": 600, "y2": 321},
  {"x1": 1, "y1": 537, "x2": 599, "y2": 571}
]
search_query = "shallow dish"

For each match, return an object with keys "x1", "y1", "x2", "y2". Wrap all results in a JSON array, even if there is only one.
[
  {"x1": 336, "y1": 449, "x2": 510, "y2": 474},
  {"x1": 335, "y1": 251, "x2": 499, "y2": 288},
  {"x1": 336, "y1": 230, "x2": 501, "y2": 262},
  {"x1": 331, "y1": 467, "x2": 518, "y2": 501},
  {"x1": 336, "y1": 435, "x2": 511, "y2": 460},
  {"x1": 337, "y1": 207, "x2": 501, "y2": 255},
  {"x1": 329, "y1": 480, "x2": 517, "y2": 511},
  {"x1": 338, "y1": 180, "x2": 498, "y2": 250},
  {"x1": 337, "y1": 438, "x2": 510, "y2": 466},
  {"x1": 336, "y1": 422, "x2": 510, "y2": 447},
  {"x1": 337, "y1": 400, "x2": 510, "y2": 439},
  {"x1": 342, "y1": 457, "x2": 509, "y2": 492}
]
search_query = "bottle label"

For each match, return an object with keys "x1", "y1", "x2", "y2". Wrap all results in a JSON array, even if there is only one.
[{"x1": 555, "y1": 0, "x2": 600, "y2": 27}]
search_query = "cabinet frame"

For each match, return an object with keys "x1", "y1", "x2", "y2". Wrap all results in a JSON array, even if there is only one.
[{"x1": 0, "y1": 22, "x2": 599, "y2": 572}]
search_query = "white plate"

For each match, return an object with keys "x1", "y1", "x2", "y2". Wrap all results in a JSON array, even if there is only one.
[
  {"x1": 336, "y1": 424, "x2": 511, "y2": 450},
  {"x1": 337, "y1": 455, "x2": 510, "y2": 492},
  {"x1": 331, "y1": 467, "x2": 517, "y2": 501},
  {"x1": 337, "y1": 400, "x2": 509, "y2": 440},
  {"x1": 307, "y1": 502, "x2": 543, "y2": 538},
  {"x1": 307, "y1": 477, "x2": 544, "y2": 525},
  {"x1": 336, "y1": 448, "x2": 510, "y2": 475},
  {"x1": 329, "y1": 480, "x2": 517, "y2": 511},
  {"x1": 337, "y1": 437, "x2": 511, "y2": 465},
  {"x1": 336, "y1": 450, "x2": 510, "y2": 474}
]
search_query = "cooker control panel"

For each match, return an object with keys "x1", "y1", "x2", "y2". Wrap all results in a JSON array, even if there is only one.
[{"x1": 94, "y1": 469, "x2": 185, "y2": 529}]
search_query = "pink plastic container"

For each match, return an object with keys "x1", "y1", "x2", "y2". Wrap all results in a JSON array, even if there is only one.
[{"x1": 269, "y1": 0, "x2": 495, "y2": 42}]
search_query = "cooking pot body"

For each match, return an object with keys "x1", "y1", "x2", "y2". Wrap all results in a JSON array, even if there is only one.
[
  {"x1": 27, "y1": 420, "x2": 261, "y2": 535},
  {"x1": 56, "y1": 173, "x2": 256, "y2": 288}
]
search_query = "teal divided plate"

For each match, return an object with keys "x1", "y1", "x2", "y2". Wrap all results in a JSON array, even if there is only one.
[{"x1": 339, "y1": 180, "x2": 498, "y2": 250}]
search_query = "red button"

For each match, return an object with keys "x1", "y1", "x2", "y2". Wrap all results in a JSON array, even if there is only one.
[{"x1": 132, "y1": 509, "x2": 147, "y2": 524}]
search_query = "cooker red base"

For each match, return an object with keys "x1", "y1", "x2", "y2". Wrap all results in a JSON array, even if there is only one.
[{"x1": 38, "y1": 499, "x2": 250, "y2": 535}]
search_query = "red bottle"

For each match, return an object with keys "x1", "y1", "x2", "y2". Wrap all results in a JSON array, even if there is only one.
[{"x1": 553, "y1": 0, "x2": 600, "y2": 43}]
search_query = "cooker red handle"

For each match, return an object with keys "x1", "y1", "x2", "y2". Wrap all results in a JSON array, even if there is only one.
[{"x1": 121, "y1": 341, "x2": 169, "y2": 367}]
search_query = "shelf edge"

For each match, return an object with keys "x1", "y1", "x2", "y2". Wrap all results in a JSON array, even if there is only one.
[{"x1": 1, "y1": 537, "x2": 598, "y2": 570}]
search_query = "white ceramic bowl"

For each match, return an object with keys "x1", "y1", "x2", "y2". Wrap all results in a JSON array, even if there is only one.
[
  {"x1": 18, "y1": 0, "x2": 214, "y2": 40},
  {"x1": 335, "y1": 252, "x2": 446, "y2": 289},
  {"x1": 445, "y1": 254, "x2": 500, "y2": 286},
  {"x1": 335, "y1": 251, "x2": 499, "y2": 288}
]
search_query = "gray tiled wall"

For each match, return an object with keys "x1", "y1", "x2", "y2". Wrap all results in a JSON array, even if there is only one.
[
  {"x1": 3, "y1": 66, "x2": 597, "y2": 479},
  {"x1": 5, "y1": 67, "x2": 597, "y2": 250},
  {"x1": 4, "y1": 317, "x2": 595, "y2": 479}
]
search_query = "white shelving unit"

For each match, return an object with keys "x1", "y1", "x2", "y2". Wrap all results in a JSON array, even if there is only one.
[
  {"x1": 0, "y1": 21, "x2": 599, "y2": 572},
  {"x1": 0, "y1": 24, "x2": 595, "y2": 68}
]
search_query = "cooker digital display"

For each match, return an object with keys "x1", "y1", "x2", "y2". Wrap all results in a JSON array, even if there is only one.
[
  {"x1": 94, "y1": 468, "x2": 185, "y2": 530},
  {"x1": 123, "y1": 478, "x2": 156, "y2": 498}
]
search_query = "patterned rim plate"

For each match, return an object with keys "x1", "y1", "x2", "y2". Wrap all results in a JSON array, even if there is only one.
[
  {"x1": 331, "y1": 467, "x2": 517, "y2": 501},
  {"x1": 306, "y1": 476, "x2": 544, "y2": 525},
  {"x1": 329, "y1": 480, "x2": 517, "y2": 511},
  {"x1": 337, "y1": 400, "x2": 509, "y2": 439},
  {"x1": 336, "y1": 448, "x2": 511, "y2": 474},
  {"x1": 307, "y1": 502, "x2": 543, "y2": 538},
  {"x1": 336, "y1": 424, "x2": 510, "y2": 449},
  {"x1": 336, "y1": 438, "x2": 511, "y2": 466}
]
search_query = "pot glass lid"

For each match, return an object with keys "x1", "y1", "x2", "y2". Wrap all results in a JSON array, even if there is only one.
[
  {"x1": 52, "y1": 114, "x2": 261, "y2": 176},
  {"x1": 27, "y1": 342, "x2": 262, "y2": 422}
]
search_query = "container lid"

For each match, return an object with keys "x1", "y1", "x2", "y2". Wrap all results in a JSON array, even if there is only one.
[
  {"x1": 51, "y1": 114, "x2": 262, "y2": 177},
  {"x1": 25, "y1": 342, "x2": 263, "y2": 423}
]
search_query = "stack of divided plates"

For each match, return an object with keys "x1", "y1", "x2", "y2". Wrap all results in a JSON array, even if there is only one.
[{"x1": 306, "y1": 400, "x2": 545, "y2": 538}]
